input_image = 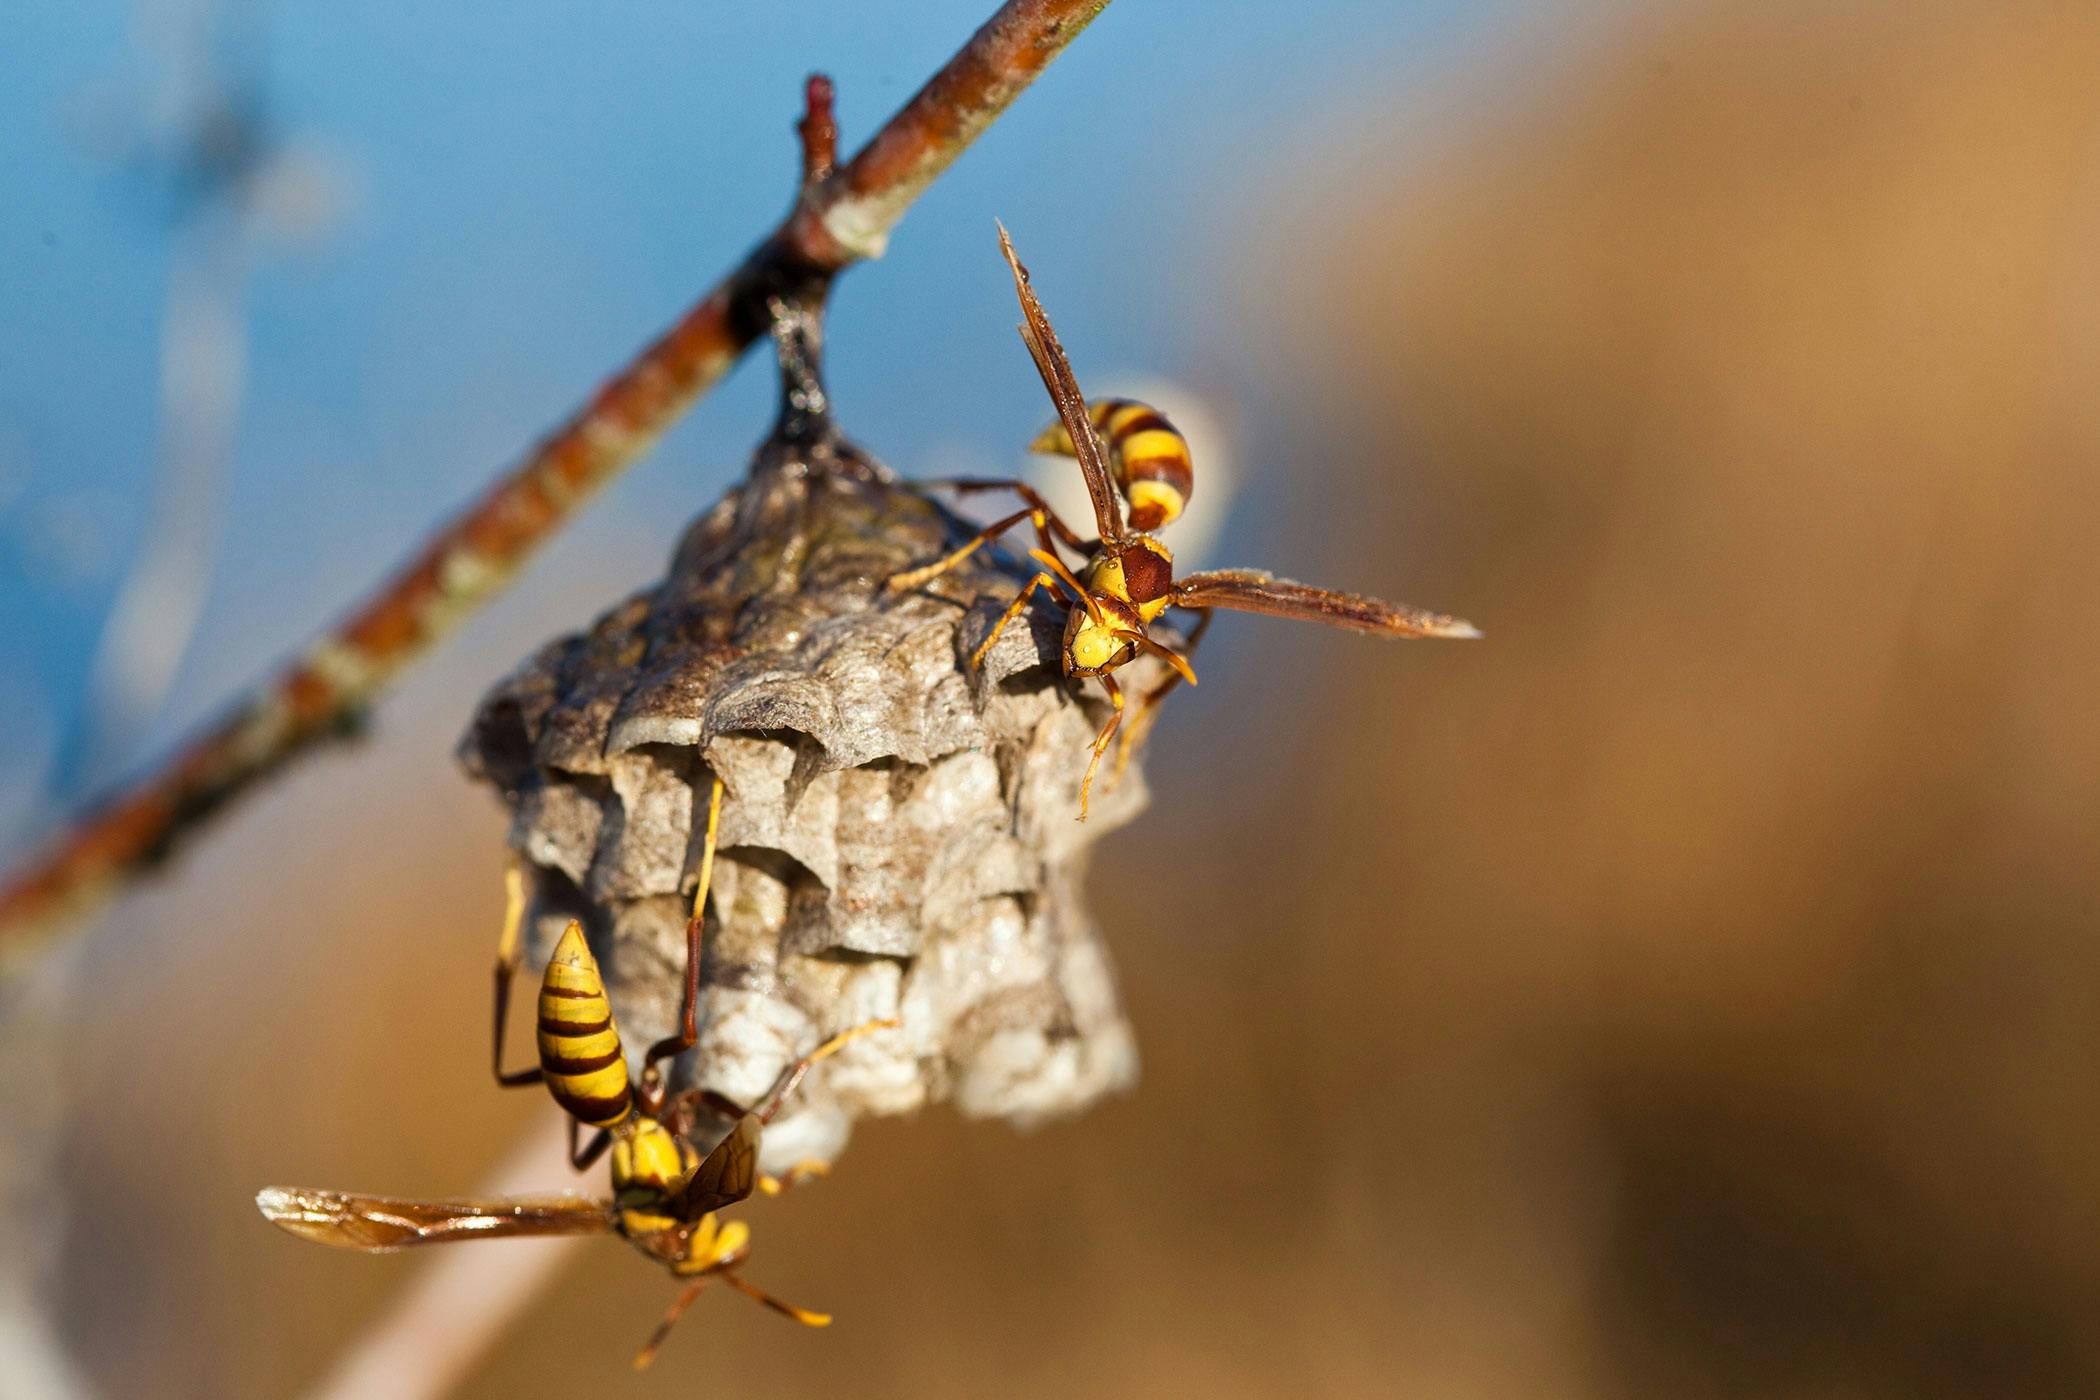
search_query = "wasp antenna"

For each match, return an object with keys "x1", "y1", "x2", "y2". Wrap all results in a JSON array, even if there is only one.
[{"x1": 1111, "y1": 630, "x2": 1197, "y2": 687}]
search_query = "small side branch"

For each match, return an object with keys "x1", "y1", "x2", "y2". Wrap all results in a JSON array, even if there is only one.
[
  {"x1": 0, "y1": 0, "x2": 1115, "y2": 958},
  {"x1": 797, "y1": 74, "x2": 839, "y2": 187}
]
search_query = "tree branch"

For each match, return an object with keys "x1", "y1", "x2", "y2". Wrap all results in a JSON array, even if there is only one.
[{"x1": 0, "y1": 0, "x2": 1113, "y2": 960}]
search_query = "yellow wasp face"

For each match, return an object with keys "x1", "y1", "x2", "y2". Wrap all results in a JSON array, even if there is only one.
[{"x1": 1062, "y1": 596, "x2": 1143, "y2": 676}]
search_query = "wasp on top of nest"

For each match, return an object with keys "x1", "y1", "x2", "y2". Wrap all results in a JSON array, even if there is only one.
[{"x1": 891, "y1": 224, "x2": 1480, "y2": 818}]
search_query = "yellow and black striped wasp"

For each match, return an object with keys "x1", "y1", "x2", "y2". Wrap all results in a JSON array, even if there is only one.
[
  {"x1": 258, "y1": 779, "x2": 896, "y2": 1368},
  {"x1": 890, "y1": 224, "x2": 1480, "y2": 818}
]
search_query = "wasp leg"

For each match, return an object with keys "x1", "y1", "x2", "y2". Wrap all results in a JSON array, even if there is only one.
[
  {"x1": 888, "y1": 492, "x2": 1092, "y2": 595},
  {"x1": 570, "y1": 1121, "x2": 612, "y2": 1173},
  {"x1": 923, "y1": 477, "x2": 1094, "y2": 552},
  {"x1": 1115, "y1": 610, "x2": 1212, "y2": 780},
  {"x1": 663, "y1": 1086, "x2": 752, "y2": 1140},
  {"x1": 641, "y1": 777, "x2": 726, "y2": 1105},
  {"x1": 969, "y1": 569, "x2": 1059, "y2": 670},
  {"x1": 757, "y1": 1159, "x2": 832, "y2": 1197},
  {"x1": 722, "y1": 1272, "x2": 831, "y2": 1327},
  {"x1": 633, "y1": 1277, "x2": 712, "y2": 1371},
  {"x1": 1027, "y1": 546, "x2": 1099, "y2": 620},
  {"x1": 970, "y1": 542, "x2": 1106, "y2": 671},
  {"x1": 887, "y1": 506, "x2": 1039, "y2": 593},
  {"x1": 752, "y1": 1019, "x2": 900, "y2": 1127},
  {"x1": 491, "y1": 860, "x2": 543, "y2": 1089},
  {"x1": 1077, "y1": 673, "x2": 1125, "y2": 822}
]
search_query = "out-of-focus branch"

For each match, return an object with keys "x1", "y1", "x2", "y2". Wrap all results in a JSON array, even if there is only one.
[{"x1": 0, "y1": 0, "x2": 1113, "y2": 961}]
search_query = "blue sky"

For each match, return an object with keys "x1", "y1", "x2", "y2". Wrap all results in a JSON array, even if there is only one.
[{"x1": 0, "y1": 0, "x2": 1536, "y2": 849}]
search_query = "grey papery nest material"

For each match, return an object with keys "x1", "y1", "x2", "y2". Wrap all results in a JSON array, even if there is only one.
[{"x1": 459, "y1": 356, "x2": 1163, "y2": 1176}]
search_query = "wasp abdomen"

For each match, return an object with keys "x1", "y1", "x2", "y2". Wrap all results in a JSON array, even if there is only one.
[
  {"x1": 1031, "y1": 397, "x2": 1193, "y2": 533},
  {"x1": 537, "y1": 922, "x2": 634, "y2": 1128}
]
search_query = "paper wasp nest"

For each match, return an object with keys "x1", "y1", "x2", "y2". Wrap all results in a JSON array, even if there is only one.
[{"x1": 459, "y1": 378, "x2": 1152, "y2": 1176}]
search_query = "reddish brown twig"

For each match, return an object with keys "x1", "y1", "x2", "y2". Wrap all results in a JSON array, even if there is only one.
[
  {"x1": 797, "y1": 74, "x2": 839, "y2": 187},
  {"x1": 0, "y1": 0, "x2": 1114, "y2": 960}
]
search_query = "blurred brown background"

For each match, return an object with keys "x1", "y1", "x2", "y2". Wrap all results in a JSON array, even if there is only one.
[{"x1": 31, "y1": 0, "x2": 2100, "y2": 1395}]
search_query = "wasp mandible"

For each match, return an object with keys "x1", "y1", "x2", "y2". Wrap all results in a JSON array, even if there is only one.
[{"x1": 890, "y1": 225, "x2": 1480, "y2": 818}]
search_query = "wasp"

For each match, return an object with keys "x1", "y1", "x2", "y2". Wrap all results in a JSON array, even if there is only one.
[
  {"x1": 889, "y1": 225, "x2": 1480, "y2": 818},
  {"x1": 258, "y1": 779, "x2": 897, "y2": 1368}
]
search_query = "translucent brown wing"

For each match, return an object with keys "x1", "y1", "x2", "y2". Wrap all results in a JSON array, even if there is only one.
[
  {"x1": 997, "y1": 222, "x2": 1126, "y2": 545},
  {"x1": 255, "y1": 1186, "x2": 614, "y2": 1252},
  {"x1": 1171, "y1": 569, "x2": 1481, "y2": 639},
  {"x1": 673, "y1": 1113, "x2": 761, "y2": 1216}
]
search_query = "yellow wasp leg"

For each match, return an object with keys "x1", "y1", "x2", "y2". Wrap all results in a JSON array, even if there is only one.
[
  {"x1": 969, "y1": 568, "x2": 1072, "y2": 670},
  {"x1": 922, "y1": 477, "x2": 1093, "y2": 553},
  {"x1": 633, "y1": 1277, "x2": 712, "y2": 1372},
  {"x1": 1029, "y1": 547, "x2": 1102, "y2": 624},
  {"x1": 890, "y1": 498, "x2": 1084, "y2": 596},
  {"x1": 887, "y1": 506, "x2": 1037, "y2": 592},
  {"x1": 756, "y1": 1159, "x2": 832, "y2": 1197},
  {"x1": 490, "y1": 859, "x2": 542, "y2": 1088},
  {"x1": 642, "y1": 775, "x2": 726, "y2": 1089},
  {"x1": 1114, "y1": 610, "x2": 1211, "y2": 780},
  {"x1": 723, "y1": 1273, "x2": 831, "y2": 1327},
  {"x1": 753, "y1": 1017, "x2": 901, "y2": 1125},
  {"x1": 1077, "y1": 673, "x2": 1125, "y2": 822}
]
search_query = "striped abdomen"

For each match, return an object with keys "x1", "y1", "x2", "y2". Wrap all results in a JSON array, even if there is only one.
[
  {"x1": 537, "y1": 922, "x2": 633, "y2": 1128},
  {"x1": 1031, "y1": 397, "x2": 1194, "y2": 533}
]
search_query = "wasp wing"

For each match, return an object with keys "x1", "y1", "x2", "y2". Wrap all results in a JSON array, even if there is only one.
[
  {"x1": 1171, "y1": 569, "x2": 1481, "y2": 639},
  {"x1": 997, "y1": 222, "x2": 1125, "y2": 546},
  {"x1": 673, "y1": 1112, "x2": 761, "y2": 1217},
  {"x1": 256, "y1": 1186, "x2": 614, "y2": 1252}
]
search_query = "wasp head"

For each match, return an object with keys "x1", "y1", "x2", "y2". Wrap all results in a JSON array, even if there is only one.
[{"x1": 1062, "y1": 594, "x2": 1145, "y2": 676}]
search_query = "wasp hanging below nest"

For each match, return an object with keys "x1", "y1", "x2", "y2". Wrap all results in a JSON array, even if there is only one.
[
  {"x1": 891, "y1": 224, "x2": 1480, "y2": 818},
  {"x1": 261, "y1": 783, "x2": 897, "y2": 1368}
]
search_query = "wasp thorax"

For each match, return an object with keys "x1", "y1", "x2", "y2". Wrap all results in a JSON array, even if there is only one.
[
  {"x1": 613, "y1": 1118, "x2": 700, "y2": 1198},
  {"x1": 1118, "y1": 538, "x2": 1174, "y2": 616},
  {"x1": 1080, "y1": 538, "x2": 1175, "y2": 622}
]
